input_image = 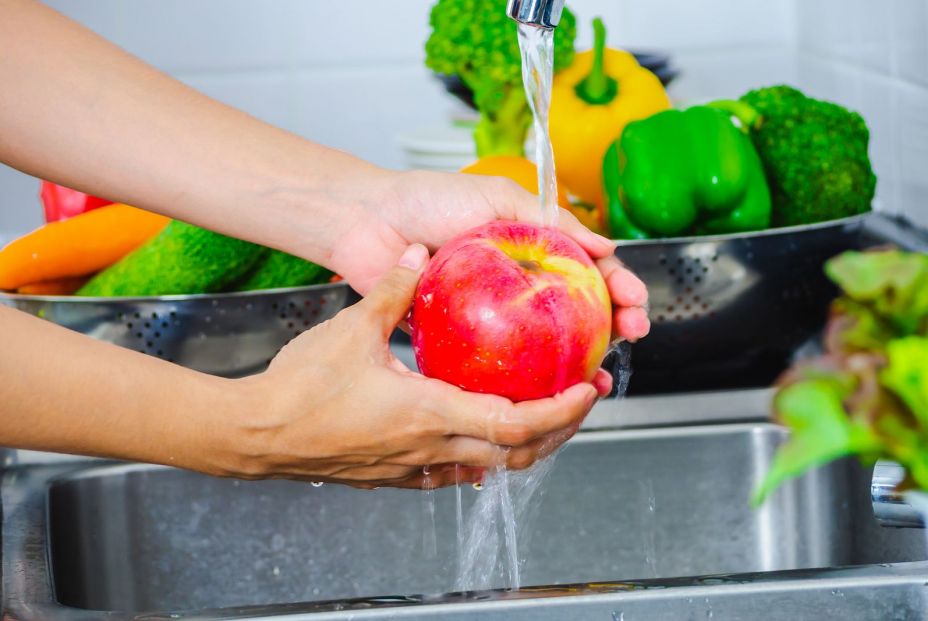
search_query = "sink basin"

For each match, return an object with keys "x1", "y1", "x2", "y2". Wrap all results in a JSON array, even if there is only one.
[{"x1": 1, "y1": 423, "x2": 918, "y2": 619}]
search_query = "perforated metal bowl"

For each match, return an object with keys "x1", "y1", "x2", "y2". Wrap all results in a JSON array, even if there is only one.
[
  {"x1": 614, "y1": 214, "x2": 871, "y2": 394},
  {"x1": 0, "y1": 283, "x2": 355, "y2": 378}
]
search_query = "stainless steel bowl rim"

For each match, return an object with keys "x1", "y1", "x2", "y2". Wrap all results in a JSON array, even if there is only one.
[
  {"x1": 613, "y1": 213, "x2": 871, "y2": 246},
  {"x1": 0, "y1": 281, "x2": 350, "y2": 304}
]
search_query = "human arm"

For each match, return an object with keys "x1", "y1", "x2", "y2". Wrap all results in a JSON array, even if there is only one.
[
  {"x1": 0, "y1": 245, "x2": 598, "y2": 488},
  {"x1": 0, "y1": 0, "x2": 649, "y2": 340}
]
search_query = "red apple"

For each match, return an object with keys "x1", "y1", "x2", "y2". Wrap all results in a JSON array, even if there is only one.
[{"x1": 410, "y1": 221, "x2": 612, "y2": 402}]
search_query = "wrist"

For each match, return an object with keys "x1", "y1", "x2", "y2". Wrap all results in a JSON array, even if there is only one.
[
  {"x1": 254, "y1": 144, "x2": 398, "y2": 269},
  {"x1": 198, "y1": 371, "x2": 313, "y2": 479},
  {"x1": 139, "y1": 371, "x2": 268, "y2": 478}
]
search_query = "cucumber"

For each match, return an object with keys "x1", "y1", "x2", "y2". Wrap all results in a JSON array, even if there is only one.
[
  {"x1": 78, "y1": 221, "x2": 266, "y2": 296},
  {"x1": 234, "y1": 250, "x2": 332, "y2": 291}
]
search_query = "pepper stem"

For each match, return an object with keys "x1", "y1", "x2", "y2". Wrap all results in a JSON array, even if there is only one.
[
  {"x1": 574, "y1": 18, "x2": 618, "y2": 106},
  {"x1": 705, "y1": 99, "x2": 763, "y2": 134}
]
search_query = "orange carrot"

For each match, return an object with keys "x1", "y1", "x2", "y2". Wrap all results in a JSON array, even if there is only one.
[
  {"x1": 0, "y1": 204, "x2": 169, "y2": 291},
  {"x1": 16, "y1": 276, "x2": 90, "y2": 295}
]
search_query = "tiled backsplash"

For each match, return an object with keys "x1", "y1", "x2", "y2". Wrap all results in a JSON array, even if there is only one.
[
  {"x1": 0, "y1": 0, "x2": 925, "y2": 240},
  {"x1": 795, "y1": 0, "x2": 928, "y2": 227}
]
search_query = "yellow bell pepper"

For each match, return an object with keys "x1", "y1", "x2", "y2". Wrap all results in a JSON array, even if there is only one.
[{"x1": 550, "y1": 18, "x2": 671, "y2": 209}]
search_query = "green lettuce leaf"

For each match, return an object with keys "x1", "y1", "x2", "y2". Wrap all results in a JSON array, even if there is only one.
[
  {"x1": 825, "y1": 250, "x2": 928, "y2": 336},
  {"x1": 880, "y1": 336, "x2": 928, "y2": 429},
  {"x1": 757, "y1": 250, "x2": 928, "y2": 504},
  {"x1": 753, "y1": 378, "x2": 884, "y2": 505}
]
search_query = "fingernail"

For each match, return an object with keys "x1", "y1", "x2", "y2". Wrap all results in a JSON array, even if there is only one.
[
  {"x1": 585, "y1": 386, "x2": 598, "y2": 408},
  {"x1": 398, "y1": 244, "x2": 428, "y2": 271}
]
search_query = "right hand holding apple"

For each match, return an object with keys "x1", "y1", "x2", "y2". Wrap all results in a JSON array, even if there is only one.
[{"x1": 220, "y1": 244, "x2": 600, "y2": 489}]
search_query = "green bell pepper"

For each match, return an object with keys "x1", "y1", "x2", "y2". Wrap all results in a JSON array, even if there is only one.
[{"x1": 603, "y1": 105, "x2": 772, "y2": 239}]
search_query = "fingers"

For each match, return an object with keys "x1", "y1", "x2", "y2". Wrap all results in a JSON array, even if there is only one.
[
  {"x1": 355, "y1": 244, "x2": 429, "y2": 336},
  {"x1": 433, "y1": 381, "x2": 597, "y2": 446},
  {"x1": 597, "y1": 255, "x2": 648, "y2": 307},
  {"x1": 483, "y1": 176, "x2": 615, "y2": 259},
  {"x1": 507, "y1": 200, "x2": 615, "y2": 259},
  {"x1": 595, "y1": 254, "x2": 650, "y2": 341},
  {"x1": 593, "y1": 368, "x2": 613, "y2": 397},
  {"x1": 552, "y1": 208, "x2": 616, "y2": 259},
  {"x1": 615, "y1": 306, "x2": 651, "y2": 342}
]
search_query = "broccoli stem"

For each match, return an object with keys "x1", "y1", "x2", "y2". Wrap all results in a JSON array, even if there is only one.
[
  {"x1": 706, "y1": 99, "x2": 762, "y2": 133},
  {"x1": 574, "y1": 18, "x2": 618, "y2": 106},
  {"x1": 472, "y1": 86, "x2": 532, "y2": 158}
]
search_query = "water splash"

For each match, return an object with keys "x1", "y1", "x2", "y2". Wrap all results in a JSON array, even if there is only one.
[
  {"x1": 497, "y1": 464, "x2": 521, "y2": 587},
  {"x1": 453, "y1": 452, "x2": 560, "y2": 591},
  {"x1": 517, "y1": 23, "x2": 559, "y2": 228}
]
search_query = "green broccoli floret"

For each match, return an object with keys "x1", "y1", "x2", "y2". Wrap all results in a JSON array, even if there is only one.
[
  {"x1": 739, "y1": 85, "x2": 876, "y2": 227},
  {"x1": 425, "y1": 0, "x2": 576, "y2": 158}
]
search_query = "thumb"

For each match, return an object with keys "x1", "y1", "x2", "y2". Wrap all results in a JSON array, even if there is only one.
[{"x1": 357, "y1": 244, "x2": 430, "y2": 335}]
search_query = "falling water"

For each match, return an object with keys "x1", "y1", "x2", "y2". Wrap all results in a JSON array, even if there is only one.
[
  {"x1": 421, "y1": 467, "x2": 438, "y2": 557},
  {"x1": 453, "y1": 452, "x2": 560, "y2": 591},
  {"x1": 517, "y1": 23, "x2": 559, "y2": 228},
  {"x1": 447, "y1": 19, "x2": 605, "y2": 594},
  {"x1": 641, "y1": 479, "x2": 658, "y2": 578},
  {"x1": 455, "y1": 465, "x2": 465, "y2": 558}
]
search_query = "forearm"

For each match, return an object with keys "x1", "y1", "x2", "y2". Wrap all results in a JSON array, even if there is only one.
[
  {"x1": 0, "y1": 0, "x2": 383, "y2": 266},
  {"x1": 0, "y1": 305, "x2": 249, "y2": 473}
]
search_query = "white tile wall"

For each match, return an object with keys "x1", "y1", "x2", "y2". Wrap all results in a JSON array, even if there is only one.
[
  {"x1": 796, "y1": 0, "x2": 928, "y2": 227},
  {"x1": 0, "y1": 164, "x2": 44, "y2": 246},
  {"x1": 1, "y1": 0, "x2": 925, "y2": 240}
]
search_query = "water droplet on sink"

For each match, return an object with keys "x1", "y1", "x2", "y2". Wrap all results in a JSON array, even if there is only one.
[
  {"x1": 472, "y1": 482, "x2": 483, "y2": 491},
  {"x1": 311, "y1": 481, "x2": 324, "y2": 487},
  {"x1": 612, "y1": 613, "x2": 624, "y2": 621},
  {"x1": 272, "y1": 565, "x2": 281, "y2": 577}
]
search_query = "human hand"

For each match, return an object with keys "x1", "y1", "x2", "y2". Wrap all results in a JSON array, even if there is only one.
[
  {"x1": 329, "y1": 170, "x2": 650, "y2": 345},
  {"x1": 223, "y1": 244, "x2": 599, "y2": 489}
]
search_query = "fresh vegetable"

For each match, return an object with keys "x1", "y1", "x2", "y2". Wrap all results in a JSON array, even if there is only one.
[
  {"x1": 17, "y1": 276, "x2": 89, "y2": 295},
  {"x1": 424, "y1": 0, "x2": 576, "y2": 157},
  {"x1": 603, "y1": 105, "x2": 772, "y2": 239},
  {"x1": 410, "y1": 221, "x2": 611, "y2": 402},
  {"x1": 235, "y1": 250, "x2": 332, "y2": 291},
  {"x1": 549, "y1": 18, "x2": 670, "y2": 207},
  {"x1": 754, "y1": 249, "x2": 928, "y2": 504},
  {"x1": 713, "y1": 85, "x2": 875, "y2": 227},
  {"x1": 78, "y1": 221, "x2": 266, "y2": 296},
  {"x1": 40, "y1": 181, "x2": 112, "y2": 222},
  {"x1": 0, "y1": 204, "x2": 169, "y2": 291}
]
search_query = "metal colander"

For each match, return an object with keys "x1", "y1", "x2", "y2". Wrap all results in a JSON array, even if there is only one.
[
  {"x1": 614, "y1": 214, "x2": 872, "y2": 394},
  {"x1": 0, "y1": 283, "x2": 355, "y2": 378}
]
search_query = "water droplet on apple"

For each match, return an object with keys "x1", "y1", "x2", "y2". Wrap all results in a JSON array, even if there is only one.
[
  {"x1": 423, "y1": 465, "x2": 431, "y2": 475},
  {"x1": 472, "y1": 482, "x2": 484, "y2": 491},
  {"x1": 311, "y1": 481, "x2": 324, "y2": 487}
]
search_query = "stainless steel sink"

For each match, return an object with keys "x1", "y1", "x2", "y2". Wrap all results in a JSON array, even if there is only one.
[{"x1": 4, "y1": 419, "x2": 927, "y2": 620}]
